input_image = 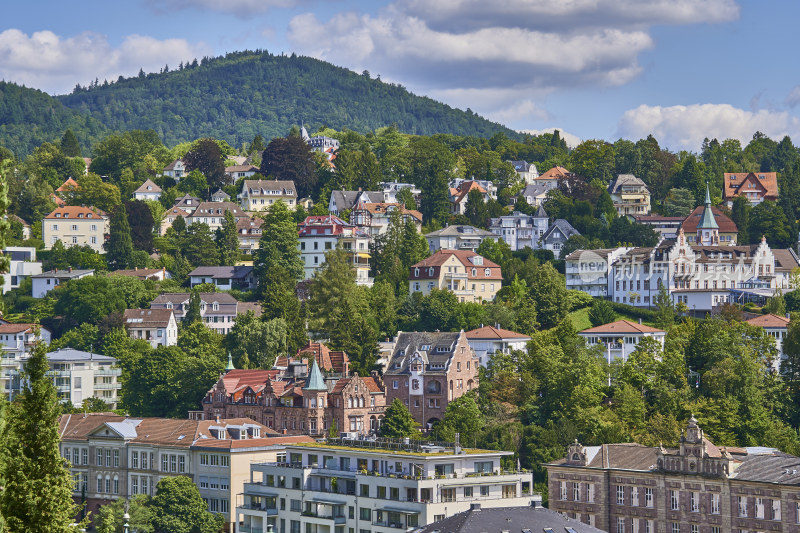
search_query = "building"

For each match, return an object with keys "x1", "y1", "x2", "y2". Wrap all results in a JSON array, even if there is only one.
[
  {"x1": 160, "y1": 206, "x2": 191, "y2": 235},
  {"x1": 189, "y1": 266, "x2": 256, "y2": 291},
  {"x1": 746, "y1": 313, "x2": 790, "y2": 372},
  {"x1": 163, "y1": 159, "x2": 186, "y2": 180},
  {"x1": 489, "y1": 207, "x2": 549, "y2": 251},
  {"x1": 350, "y1": 202, "x2": 423, "y2": 237},
  {"x1": 211, "y1": 189, "x2": 231, "y2": 203},
  {"x1": 202, "y1": 344, "x2": 386, "y2": 437},
  {"x1": 186, "y1": 202, "x2": 248, "y2": 232},
  {"x1": 43, "y1": 206, "x2": 109, "y2": 253},
  {"x1": 123, "y1": 309, "x2": 178, "y2": 348},
  {"x1": 385, "y1": 331, "x2": 479, "y2": 430},
  {"x1": 237, "y1": 216, "x2": 263, "y2": 254},
  {"x1": 680, "y1": 205, "x2": 738, "y2": 245},
  {"x1": 630, "y1": 214, "x2": 684, "y2": 240},
  {"x1": 328, "y1": 190, "x2": 384, "y2": 215},
  {"x1": 297, "y1": 215, "x2": 373, "y2": 286},
  {"x1": 425, "y1": 225, "x2": 498, "y2": 253},
  {"x1": 132, "y1": 179, "x2": 162, "y2": 202},
  {"x1": 1, "y1": 247, "x2": 42, "y2": 294},
  {"x1": 53, "y1": 177, "x2": 79, "y2": 206},
  {"x1": 379, "y1": 181, "x2": 421, "y2": 203},
  {"x1": 5, "y1": 213, "x2": 32, "y2": 240},
  {"x1": 10, "y1": 348, "x2": 121, "y2": 407},
  {"x1": 57, "y1": 413, "x2": 313, "y2": 532},
  {"x1": 149, "y1": 292, "x2": 245, "y2": 334},
  {"x1": 608, "y1": 174, "x2": 651, "y2": 216},
  {"x1": 174, "y1": 194, "x2": 202, "y2": 213},
  {"x1": 302, "y1": 125, "x2": 340, "y2": 154},
  {"x1": 578, "y1": 319, "x2": 666, "y2": 362},
  {"x1": 235, "y1": 438, "x2": 538, "y2": 533},
  {"x1": 409, "y1": 250, "x2": 502, "y2": 303},
  {"x1": 418, "y1": 503, "x2": 603, "y2": 533},
  {"x1": 0, "y1": 323, "x2": 51, "y2": 394},
  {"x1": 112, "y1": 267, "x2": 170, "y2": 281},
  {"x1": 465, "y1": 325, "x2": 531, "y2": 367},
  {"x1": 541, "y1": 218, "x2": 581, "y2": 258},
  {"x1": 449, "y1": 180, "x2": 493, "y2": 215},
  {"x1": 534, "y1": 165, "x2": 573, "y2": 190},
  {"x1": 565, "y1": 247, "x2": 632, "y2": 298},
  {"x1": 238, "y1": 180, "x2": 297, "y2": 212},
  {"x1": 546, "y1": 416, "x2": 800, "y2": 533},
  {"x1": 724, "y1": 171, "x2": 779, "y2": 206},
  {"x1": 225, "y1": 165, "x2": 260, "y2": 181},
  {"x1": 30, "y1": 268, "x2": 94, "y2": 298},
  {"x1": 509, "y1": 160, "x2": 539, "y2": 183},
  {"x1": 516, "y1": 182, "x2": 550, "y2": 207}
]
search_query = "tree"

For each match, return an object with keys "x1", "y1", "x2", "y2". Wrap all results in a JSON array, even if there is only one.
[
  {"x1": 177, "y1": 169, "x2": 209, "y2": 198},
  {"x1": 107, "y1": 206, "x2": 134, "y2": 270},
  {"x1": 182, "y1": 223, "x2": 220, "y2": 266},
  {"x1": 216, "y1": 210, "x2": 239, "y2": 266},
  {"x1": 0, "y1": 336, "x2": 88, "y2": 532},
  {"x1": 653, "y1": 283, "x2": 674, "y2": 330},
  {"x1": 464, "y1": 188, "x2": 489, "y2": 228},
  {"x1": 396, "y1": 187, "x2": 416, "y2": 209},
  {"x1": 432, "y1": 392, "x2": 483, "y2": 445},
  {"x1": 150, "y1": 476, "x2": 223, "y2": 533},
  {"x1": 60, "y1": 129, "x2": 82, "y2": 157},
  {"x1": 225, "y1": 312, "x2": 288, "y2": 369},
  {"x1": 408, "y1": 137, "x2": 455, "y2": 225},
  {"x1": 749, "y1": 200, "x2": 793, "y2": 247},
  {"x1": 663, "y1": 188, "x2": 696, "y2": 217},
  {"x1": 184, "y1": 291, "x2": 202, "y2": 324},
  {"x1": 379, "y1": 399, "x2": 422, "y2": 439},
  {"x1": 260, "y1": 266, "x2": 307, "y2": 354},
  {"x1": 250, "y1": 134, "x2": 266, "y2": 155},
  {"x1": 0, "y1": 154, "x2": 9, "y2": 275},
  {"x1": 90, "y1": 130, "x2": 169, "y2": 181},
  {"x1": 529, "y1": 262, "x2": 569, "y2": 329},
  {"x1": 53, "y1": 273, "x2": 156, "y2": 326},
  {"x1": 261, "y1": 136, "x2": 318, "y2": 199},
  {"x1": 588, "y1": 299, "x2": 617, "y2": 327},
  {"x1": 125, "y1": 200, "x2": 155, "y2": 253},
  {"x1": 182, "y1": 138, "x2": 226, "y2": 195},
  {"x1": 731, "y1": 195, "x2": 750, "y2": 244},
  {"x1": 95, "y1": 495, "x2": 153, "y2": 533},
  {"x1": 255, "y1": 201, "x2": 304, "y2": 286},
  {"x1": 67, "y1": 173, "x2": 121, "y2": 213}
]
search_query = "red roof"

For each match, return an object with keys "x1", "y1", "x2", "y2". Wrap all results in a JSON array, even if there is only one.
[
  {"x1": 466, "y1": 325, "x2": 530, "y2": 340},
  {"x1": 56, "y1": 178, "x2": 79, "y2": 192},
  {"x1": 724, "y1": 172, "x2": 778, "y2": 200},
  {"x1": 45, "y1": 206, "x2": 107, "y2": 219},
  {"x1": 452, "y1": 181, "x2": 487, "y2": 204},
  {"x1": 536, "y1": 166, "x2": 571, "y2": 180},
  {"x1": 746, "y1": 313, "x2": 790, "y2": 329},
  {"x1": 296, "y1": 341, "x2": 350, "y2": 374},
  {"x1": 0, "y1": 323, "x2": 35, "y2": 334},
  {"x1": 681, "y1": 206, "x2": 738, "y2": 234},
  {"x1": 410, "y1": 250, "x2": 502, "y2": 280},
  {"x1": 221, "y1": 369, "x2": 281, "y2": 393},
  {"x1": 580, "y1": 319, "x2": 665, "y2": 335}
]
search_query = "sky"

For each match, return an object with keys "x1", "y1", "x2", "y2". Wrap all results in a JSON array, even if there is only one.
[{"x1": 1, "y1": 0, "x2": 800, "y2": 152}]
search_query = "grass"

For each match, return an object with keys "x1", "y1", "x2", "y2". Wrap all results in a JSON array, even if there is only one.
[{"x1": 567, "y1": 306, "x2": 658, "y2": 331}]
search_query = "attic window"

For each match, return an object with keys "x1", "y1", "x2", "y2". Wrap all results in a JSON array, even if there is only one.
[
  {"x1": 759, "y1": 174, "x2": 766, "y2": 179},
  {"x1": 420, "y1": 345, "x2": 430, "y2": 351}
]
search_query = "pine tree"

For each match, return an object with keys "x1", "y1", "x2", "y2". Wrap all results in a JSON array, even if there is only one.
[
  {"x1": 184, "y1": 291, "x2": 202, "y2": 324},
  {"x1": 0, "y1": 335, "x2": 88, "y2": 532},
  {"x1": 106, "y1": 206, "x2": 134, "y2": 270},
  {"x1": 379, "y1": 399, "x2": 421, "y2": 439},
  {"x1": 216, "y1": 210, "x2": 239, "y2": 266},
  {"x1": 255, "y1": 201, "x2": 304, "y2": 287},
  {"x1": 588, "y1": 299, "x2": 617, "y2": 327},
  {"x1": 60, "y1": 129, "x2": 82, "y2": 157}
]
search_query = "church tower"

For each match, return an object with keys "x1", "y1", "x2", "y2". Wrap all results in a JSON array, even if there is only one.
[{"x1": 696, "y1": 183, "x2": 719, "y2": 246}]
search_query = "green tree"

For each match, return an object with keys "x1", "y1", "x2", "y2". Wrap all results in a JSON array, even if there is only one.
[
  {"x1": 653, "y1": 283, "x2": 675, "y2": 330},
  {"x1": 569, "y1": 139, "x2": 616, "y2": 182},
  {"x1": 182, "y1": 223, "x2": 221, "y2": 266},
  {"x1": 249, "y1": 134, "x2": 266, "y2": 155},
  {"x1": 396, "y1": 187, "x2": 416, "y2": 209},
  {"x1": 183, "y1": 291, "x2": 202, "y2": 325},
  {"x1": 409, "y1": 137, "x2": 455, "y2": 225},
  {"x1": 529, "y1": 262, "x2": 569, "y2": 329},
  {"x1": 182, "y1": 138, "x2": 227, "y2": 195},
  {"x1": 177, "y1": 169, "x2": 209, "y2": 198},
  {"x1": 107, "y1": 206, "x2": 134, "y2": 270},
  {"x1": 150, "y1": 476, "x2": 223, "y2": 533},
  {"x1": 731, "y1": 195, "x2": 750, "y2": 243},
  {"x1": 255, "y1": 201, "x2": 304, "y2": 286},
  {"x1": 261, "y1": 135, "x2": 318, "y2": 199},
  {"x1": 749, "y1": 200, "x2": 793, "y2": 247},
  {"x1": 125, "y1": 200, "x2": 155, "y2": 253},
  {"x1": 379, "y1": 399, "x2": 422, "y2": 439},
  {"x1": 663, "y1": 188, "x2": 697, "y2": 217},
  {"x1": 260, "y1": 266, "x2": 307, "y2": 354},
  {"x1": 216, "y1": 210, "x2": 239, "y2": 266},
  {"x1": 0, "y1": 337, "x2": 88, "y2": 532},
  {"x1": 95, "y1": 495, "x2": 153, "y2": 533},
  {"x1": 432, "y1": 392, "x2": 483, "y2": 445},
  {"x1": 464, "y1": 188, "x2": 489, "y2": 228},
  {"x1": 588, "y1": 299, "x2": 617, "y2": 327},
  {"x1": 60, "y1": 129, "x2": 82, "y2": 157},
  {"x1": 225, "y1": 312, "x2": 288, "y2": 369}
]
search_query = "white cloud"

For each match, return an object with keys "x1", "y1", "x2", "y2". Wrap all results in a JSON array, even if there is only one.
[
  {"x1": 617, "y1": 103, "x2": 800, "y2": 151},
  {"x1": 144, "y1": 0, "x2": 302, "y2": 16},
  {"x1": 0, "y1": 29, "x2": 210, "y2": 95},
  {"x1": 287, "y1": 0, "x2": 739, "y2": 127},
  {"x1": 785, "y1": 85, "x2": 800, "y2": 108},
  {"x1": 519, "y1": 128, "x2": 582, "y2": 148}
]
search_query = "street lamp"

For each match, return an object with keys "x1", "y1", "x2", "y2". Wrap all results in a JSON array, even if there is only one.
[{"x1": 123, "y1": 511, "x2": 130, "y2": 533}]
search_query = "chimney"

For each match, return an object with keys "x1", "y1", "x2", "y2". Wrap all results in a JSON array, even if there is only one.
[
  {"x1": 68, "y1": 267, "x2": 72, "y2": 273},
  {"x1": 215, "y1": 414, "x2": 221, "y2": 424},
  {"x1": 639, "y1": 318, "x2": 642, "y2": 324}
]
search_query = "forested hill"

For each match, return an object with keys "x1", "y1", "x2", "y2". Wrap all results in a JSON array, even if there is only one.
[
  {"x1": 50, "y1": 50, "x2": 518, "y2": 151},
  {"x1": 0, "y1": 82, "x2": 111, "y2": 158}
]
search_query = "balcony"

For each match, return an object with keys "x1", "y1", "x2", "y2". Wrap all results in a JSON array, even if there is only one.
[
  {"x1": 95, "y1": 368, "x2": 122, "y2": 376},
  {"x1": 93, "y1": 382, "x2": 120, "y2": 390}
]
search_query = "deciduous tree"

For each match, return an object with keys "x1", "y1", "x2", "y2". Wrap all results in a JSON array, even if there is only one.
[{"x1": 379, "y1": 399, "x2": 422, "y2": 439}]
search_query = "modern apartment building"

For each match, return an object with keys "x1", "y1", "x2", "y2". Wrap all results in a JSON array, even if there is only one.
[
  {"x1": 384, "y1": 331, "x2": 479, "y2": 430},
  {"x1": 546, "y1": 417, "x2": 800, "y2": 533},
  {"x1": 565, "y1": 247, "x2": 632, "y2": 298},
  {"x1": 425, "y1": 225, "x2": 497, "y2": 253},
  {"x1": 42, "y1": 206, "x2": 109, "y2": 253},
  {"x1": 234, "y1": 438, "x2": 539, "y2": 533},
  {"x1": 297, "y1": 215, "x2": 372, "y2": 286},
  {"x1": 409, "y1": 250, "x2": 502, "y2": 303},
  {"x1": 123, "y1": 308, "x2": 178, "y2": 348},
  {"x1": 578, "y1": 320, "x2": 666, "y2": 362},
  {"x1": 1, "y1": 246, "x2": 42, "y2": 294},
  {"x1": 238, "y1": 180, "x2": 297, "y2": 211},
  {"x1": 0, "y1": 323, "x2": 51, "y2": 395}
]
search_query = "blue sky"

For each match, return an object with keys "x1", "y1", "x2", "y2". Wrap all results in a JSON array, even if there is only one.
[{"x1": 2, "y1": 0, "x2": 799, "y2": 151}]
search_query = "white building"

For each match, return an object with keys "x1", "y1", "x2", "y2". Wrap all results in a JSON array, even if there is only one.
[
  {"x1": 350, "y1": 202, "x2": 423, "y2": 238},
  {"x1": 0, "y1": 323, "x2": 51, "y2": 395},
  {"x1": 578, "y1": 320, "x2": 666, "y2": 362},
  {"x1": 42, "y1": 206, "x2": 109, "y2": 253},
  {"x1": 746, "y1": 313, "x2": 790, "y2": 372},
  {"x1": 235, "y1": 439, "x2": 538, "y2": 533},
  {"x1": 509, "y1": 161, "x2": 539, "y2": 184},
  {"x1": 188, "y1": 266, "x2": 256, "y2": 291},
  {"x1": 328, "y1": 190, "x2": 384, "y2": 216},
  {"x1": 297, "y1": 215, "x2": 373, "y2": 286},
  {"x1": 133, "y1": 179, "x2": 162, "y2": 202},
  {"x1": 564, "y1": 248, "x2": 632, "y2": 298},
  {"x1": 225, "y1": 165, "x2": 260, "y2": 181},
  {"x1": 10, "y1": 348, "x2": 121, "y2": 408},
  {"x1": 425, "y1": 225, "x2": 497, "y2": 253},
  {"x1": 608, "y1": 174, "x2": 651, "y2": 216},
  {"x1": 163, "y1": 159, "x2": 186, "y2": 180},
  {"x1": 465, "y1": 325, "x2": 531, "y2": 367},
  {"x1": 449, "y1": 181, "x2": 495, "y2": 215},
  {"x1": 149, "y1": 292, "x2": 248, "y2": 334},
  {"x1": 30, "y1": 269, "x2": 94, "y2": 298},
  {"x1": 123, "y1": 309, "x2": 178, "y2": 348},
  {"x1": 379, "y1": 181, "x2": 421, "y2": 204},
  {"x1": 489, "y1": 208, "x2": 548, "y2": 251},
  {"x1": 238, "y1": 180, "x2": 297, "y2": 212},
  {"x1": 1, "y1": 247, "x2": 42, "y2": 294},
  {"x1": 186, "y1": 202, "x2": 248, "y2": 232}
]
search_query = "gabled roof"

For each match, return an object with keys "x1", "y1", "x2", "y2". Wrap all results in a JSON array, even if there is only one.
[
  {"x1": 188, "y1": 266, "x2": 254, "y2": 280},
  {"x1": 580, "y1": 319, "x2": 665, "y2": 335},
  {"x1": 211, "y1": 189, "x2": 230, "y2": 199},
  {"x1": 724, "y1": 172, "x2": 778, "y2": 199},
  {"x1": 44, "y1": 206, "x2": 107, "y2": 219},
  {"x1": 536, "y1": 166, "x2": 571, "y2": 180},
  {"x1": 242, "y1": 179, "x2": 296, "y2": 197},
  {"x1": 134, "y1": 179, "x2": 162, "y2": 194},
  {"x1": 163, "y1": 159, "x2": 184, "y2": 171},
  {"x1": 123, "y1": 308, "x2": 175, "y2": 328},
  {"x1": 387, "y1": 331, "x2": 467, "y2": 375},
  {"x1": 451, "y1": 180, "x2": 487, "y2": 204},
  {"x1": 56, "y1": 177, "x2": 79, "y2": 192},
  {"x1": 359, "y1": 202, "x2": 423, "y2": 223},
  {"x1": 509, "y1": 160, "x2": 535, "y2": 173},
  {"x1": 518, "y1": 182, "x2": 550, "y2": 199},
  {"x1": 746, "y1": 313, "x2": 791, "y2": 329},
  {"x1": 189, "y1": 202, "x2": 246, "y2": 218},
  {"x1": 425, "y1": 225, "x2": 494, "y2": 238},
  {"x1": 542, "y1": 218, "x2": 580, "y2": 241},
  {"x1": 0, "y1": 323, "x2": 37, "y2": 334},
  {"x1": 465, "y1": 325, "x2": 530, "y2": 340},
  {"x1": 681, "y1": 206, "x2": 735, "y2": 233},
  {"x1": 225, "y1": 165, "x2": 259, "y2": 173},
  {"x1": 296, "y1": 341, "x2": 349, "y2": 374},
  {"x1": 410, "y1": 249, "x2": 501, "y2": 275},
  {"x1": 608, "y1": 174, "x2": 648, "y2": 194}
]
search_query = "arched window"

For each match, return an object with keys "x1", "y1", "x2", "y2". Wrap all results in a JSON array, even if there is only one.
[
  {"x1": 347, "y1": 397, "x2": 353, "y2": 408},
  {"x1": 427, "y1": 380, "x2": 441, "y2": 394},
  {"x1": 310, "y1": 398, "x2": 316, "y2": 408}
]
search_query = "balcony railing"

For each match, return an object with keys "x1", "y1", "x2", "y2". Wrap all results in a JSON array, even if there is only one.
[{"x1": 93, "y1": 382, "x2": 120, "y2": 390}]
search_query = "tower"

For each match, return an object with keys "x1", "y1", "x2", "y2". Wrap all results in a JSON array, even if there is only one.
[{"x1": 696, "y1": 183, "x2": 719, "y2": 246}]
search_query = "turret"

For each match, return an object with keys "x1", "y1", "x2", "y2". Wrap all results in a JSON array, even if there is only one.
[{"x1": 696, "y1": 182, "x2": 719, "y2": 246}]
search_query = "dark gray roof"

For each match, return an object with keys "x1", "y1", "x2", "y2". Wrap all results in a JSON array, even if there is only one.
[
  {"x1": 733, "y1": 452, "x2": 800, "y2": 485},
  {"x1": 385, "y1": 331, "x2": 463, "y2": 375},
  {"x1": 519, "y1": 183, "x2": 550, "y2": 199},
  {"x1": 330, "y1": 190, "x2": 383, "y2": 211},
  {"x1": 535, "y1": 204, "x2": 548, "y2": 218},
  {"x1": 31, "y1": 269, "x2": 94, "y2": 280},
  {"x1": 425, "y1": 225, "x2": 495, "y2": 238},
  {"x1": 542, "y1": 219, "x2": 580, "y2": 241},
  {"x1": 188, "y1": 266, "x2": 253, "y2": 280},
  {"x1": 509, "y1": 160, "x2": 535, "y2": 173},
  {"x1": 608, "y1": 174, "x2": 648, "y2": 194},
  {"x1": 151, "y1": 292, "x2": 238, "y2": 306},
  {"x1": 46, "y1": 348, "x2": 116, "y2": 363},
  {"x1": 418, "y1": 505, "x2": 603, "y2": 533}
]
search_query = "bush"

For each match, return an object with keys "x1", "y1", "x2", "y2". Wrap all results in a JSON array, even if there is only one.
[{"x1": 608, "y1": 301, "x2": 658, "y2": 321}]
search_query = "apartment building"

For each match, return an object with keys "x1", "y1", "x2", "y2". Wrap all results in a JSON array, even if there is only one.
[
  {"x1": 379, "y1": 181, "x2": 421, "y2": 203},
  {"x1": 533, "y1": 165, "x2": 573, "y2": 189},
  {"x1": 30, "y1": 268, "x2": 94, "y2": 298},
  {"x1": 546, "y1": 416, "x2": 800, "y2": 533},
  {"x1": 746, "y1": 313, "x2": 790, "y2": 372},
  {"x1": 489, "y1": 208, "x2": 549, "y2": 251},
  {"x1": 409, "y1": 250, "x2": 502, "y2": 303},
  {"x1": 384, "y1": 331, "x2": 479, "y2": 430},
  {"x1": 509, "y1": 160, "x2": 539, "y2": 183},
  {"x1": 238, "y1": 216, "x2": 264, "y2": 254},
  {"x1": 449, "y1": 180, "x2": 494, "y2": 215},
  {"x1": 297, "y1": 215, "x2": 372, "y2": 286},
  {"x1": 1, "y1": 247, "x2": 42, "y2": 294},
  {"x1": 149, "y1": 292, "x2": 245, "y2": 334},
  {"x1": 724, "y1": 172, "x2": 779, "y2": 206},
  {"x1": 578, "y1": 320, "x2": 666, "y2": 362},
  {"x1": 123, "y1": 309, "x2": 178, "y2": 348},
  {"x1": 235, "y1": 438, "x2": 538, "y2": 533},
  {"x1": 239, "y1": 180, "x2": 297, "y2": 212},
  {"x1": 565, "y1": 248, "x2": 632, "y2": 298},
  {"x1": 608, "y1": 174, "x2": 651, "y2": 216},
  {"x1": 189, "y1": 266, "x2": 256, "y2": 291},
  {"x1": 464, "y1": 325, "x2": 530, "y2": 368},
  {"x1": 349, "y1": 203, "x2": 423, "y2": 237},
  {"x1": 58, "y1": 413, "x2": 313, "y2": 531},
  {"x1": 0, "y1": 323, "x2": 51, "y2": 395},
  {"x1": 10, "y1": 348, "x2": 121, "y2": 407},
  {"x1": 42, "y1": 206, "x2": 109, "y2": 253},
  {"x1": 425, "y1": 225, "x2": 497, "y2": 253},
  {"x1": 186, "y1": 202, "x2": 248, "y2": 232}
]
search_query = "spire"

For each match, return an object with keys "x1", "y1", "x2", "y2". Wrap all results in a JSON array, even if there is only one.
[
  {"x1": 303, "y1": 359, "x2": 327, "y2": 391},
  {"x1": 697, "y1": 182, "x2": 718, "y2": 231},
  {"x1": 225, "y1": 352, "x2": 235, "y2": 372}
]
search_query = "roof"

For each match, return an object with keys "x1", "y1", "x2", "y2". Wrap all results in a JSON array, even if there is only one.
[
  {"x1": 225, "y1": 165, "x2": 259, "y2": 173},
  {"x1": 518, "y1": 182, "x2": 550, "y2": 199},
  {"x1": 242, "y1": 179, "x2": 297, "y2": 196},
  {"x1": 542, "y1": 218, "x2": 580, "y2": 241},
  {"x1": 564, "y1": 248, "x2": 619, "y2": 261},
  {"x1": 724, "y1": 172, "x2": 779, "y2": 200},
  {"x1": 31, "y1": 269, "x2": 94, "y2": 280},
  {"x1": 296, "y1": 341, "x2": 349, "y2": 374},
  {"x1": 410, "y1": 250, "x2": 502, "y2": 280},
  {"x1": 211, "y1": 189, "x2": 230, "y2": 199},
  {"x1": 44, "y1": 206, "x2": 107, "y2": 219},
  {"x1": 303, "y1": 360, "x2": 327, "y2": 391},
  {"x1": 329, "y1": 190, "x2": 383, "y2": 210},
  {"x1": 732, "y1": 451, "x2": 800, "y2": 485},
  {"x1": 329, "y1": 375, "x2": 383, "y2": 395},
  {"x1": 359, "y1": 202, "x2": 423, "y2": 223},
  {"x1": 746, "y1": 313, "x2": 791, "y2": 329},
  {"x1": 163, "y1": 159, "x2": 183, "y2": 171},
  {"x1": 112, "y1": 268, "x2": 165, "y2": 280},
  {"x1": 188, "y1": 266, "x2": 253, "y2": 280},
  {"x1": 151, "y1": 292, "x2": 238, "y2": 306},
  {"x1": 772, "y1": 249, "x2": 800, "y2": 272},
  {"x1": 681, "y1": 206, "x2": 736, "y2": 234},
  {"x1": 509, "y1": 160, "x2": 536, "y2": 173},
  {"x1": 237, "y1": 302, "x2": 263, "y2": 317},
  {"x1": 55, "y1": 177, "x2": 79, "y2": 192},
  {"x1": 418, "y1": 505, "x2": 603, "y2": 533},
  {"x1": 123, "y1": 308, "x2": 175, "y2": 328},
  {"x1": 608, "y1": 174, "x2": 648, "y2": 194},
  {"x1": 189, "y1": 202, "x2": 246, "y2": 218},
  {"x1": 536, "y1": 166, "x2": 571, "y2": 180},
  {"x1": 580, "y1": 319, "x2": 665, "y2": 335},
  {"x1": 134, "y1": 179, "x2": 162, "y2": 194},
  {"x1": 46, "y1": 348, "x2": 115, "y2": 363},
  {"x1": 0, "y1": 323, "x2": 36, "y2": 334},
  {"x1": 425, "y1": 225, "x2": 495, "y2": 238},
  {"x1": 632, "y1": 214, "x2": 684, "y2": 224},
  {"x1": 386, "y1": 331, "x2": 467, "y2": 375},
  {"x1": 163, "y1": 207, "x2": 191, "y2": 220},
  {"x1": 451, "y1": 180, "x2": 487, "y2": 204},
  {"x1": 465, "y1": 325, "x2": 530, "y2": 340}
]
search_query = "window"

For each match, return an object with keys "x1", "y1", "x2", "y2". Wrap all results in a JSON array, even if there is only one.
[
  {"x1": 670, "y1": 490, "x2": 678, "y2": 511},
  {"x1": 179, "y1": 456, "x2": 185, "y2": 473},
  {"x1": 291, "y1": 499, "x2": 301, "y2": 512},
  {"x1": 96, "y1": 449, "x2": 102, "y2": 466},
  {"x1": 690, "y1": 492, "x2": 698, "y2": 512},
  {"x1": 617, "y1": 517, "x2": 626, "y2": 533},
  {"x1": 170, "y1": 455, "x2": 177, "y2": 472},
  {"x1": 573, "y1": 483, "x2": 580, "y2": 502},
  {"x1": 738, "y1": 496, "x2": 747, "y2": 517},
  {"x1": 97, "y1": 475, "x2": 103, "y2": 493},
  {"x1": 690, "y1": 527, "x2": 698, "y2": 533},
  {"x1": 671, "y1": 524, "x2": 679, "y2": 533},
  {"x1": 756, "y1": 497, "x2": 764, "y2": 519},
  {"x1": 162, "y1": 455, "x2": 169, "y2": 472},
  {"x1": 131, "y1": 451, "x2": 139, "y2": 469},
  {"x1": 360, "y1": 508, "x2": 371, "y2": 520},
  {"x1": 480, "y1": 486, "x2": 489, "y2": 496},
  {"x1": 114, "y1": 450, "x2": 119, "y2": 467},
  {"x1": 772, "y1": 499, "x2": 781, "y2": 520},
  {"x1": 588, "y1": 484, "x2": 595, "y2": 503},
  {"x1": 711, "y1": 493, "x2": 720, "y2": 514},
  {"x1": 464, "y1": 486, "x2": 473, "y2": 498},
  {"x1": 560, "y1": 482, "x2": 567, "y2": 501},
  {"x1": 82, "y1": 448, "x2": 88, "y2": 465},
  {"x1": 131, "y1": 476, "x2": 139, "y2": 495},
  {"x1": 617, "y1": 486, "x2": 625, "y2": 505},
  {"x1": 631, "y1": 486, "x2": 638, "y2": 506}
]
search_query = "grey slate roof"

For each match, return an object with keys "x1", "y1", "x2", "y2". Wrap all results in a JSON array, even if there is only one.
[
  {"x1": 425, "y1": 225, "x2": 495, "y2": 238},
  {"x1": 732, "y1": 451, "x2": 800, "y2": 485},
  {"x1": 188, "y1": 266, "x2": 253, "y2": 280},
  {"x1": 418, "y1": 505, "x2": 603, "y2": 533},
  {"x1": 518, "y1": 182, "x2": 550, "y2": 199},
  {"x1": 385, "y1": 331, "x2": 463, "y2": 375},
  {"x1": 608, "y1": 174, "x2": 648, "y2": 194},
  {"x1": 46, "y1": 348, "x2": 116, "y2": 363},
  {"x1": 31, "y1": 269, "x2": 94, "y2": 280},
  {"x1": 535, "y1": 204, "x2": 548, "y2": 218},
  {"x1": 542, "y1": 219, "x2": 580, "y2": 241},
  {"x1": 330, "y1": 190, "x2": 383, "y2": 211}
]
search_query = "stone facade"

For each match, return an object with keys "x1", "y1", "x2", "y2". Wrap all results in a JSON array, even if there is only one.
[{"x1": 546, "y1": 417, "x2": 800, "y2": 533}]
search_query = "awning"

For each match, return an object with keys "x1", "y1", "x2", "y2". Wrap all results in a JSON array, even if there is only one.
[{"x1": 382, "y1": 507, "x2": 420, "y2": 514}]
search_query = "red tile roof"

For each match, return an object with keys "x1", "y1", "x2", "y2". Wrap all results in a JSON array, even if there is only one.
[
  {"x1": 452, "y1": 181, "x2": 487, "y2": 204},
  {"x1": 410, "y1": 250, "x2": 502, "y2": 280},
  {"x1": 681, "y1": 206, "x2": 738, "y2": 234},
  {"x1": 465, "y1": 325, "x2": 530, "y2": 340},
  {"x1": 580, "y1": 319, "x2": 665, "y2": 335},
  {"x1": 536, "y1": 166, "x2": 571, "y2": 180},
  {"x1": 0, "y1": 323, "x2": 35, "y2": 334},
  {"x1": 45, "y1": 206, "x2": 107, "y2": 219},
  {"x1": 724, "y1": 172, "x2": 778, "y2": 200},
  {"x1": 296, "y1": 342, "x2": 349, "y2": 373},
  {"x1": 221, "y1": 369, "x2": 281, "y2": 393},
  {"x1": 746, "y1": 313, "x2": 790, "y2": 329},
  {"x1": 56, "y1": 178, "x2": 79, "y2": 192}
]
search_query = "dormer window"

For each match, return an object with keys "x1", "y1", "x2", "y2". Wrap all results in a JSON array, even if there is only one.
[
  {"x1": 414, "y1": 268, "x2": 419, "y2": 277},
  {"x1": 166, "y1": 302, "x2": 173, "y2": 309},
  {"x1": 484, "y1": 268, "x2": 491, "y2": 277},
  {"x1": 428, "y1": 267, "x2": 434, "y2": 276},
  {"x1": 471, "y1": 268, "x2": 477, "y2": 276}
]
